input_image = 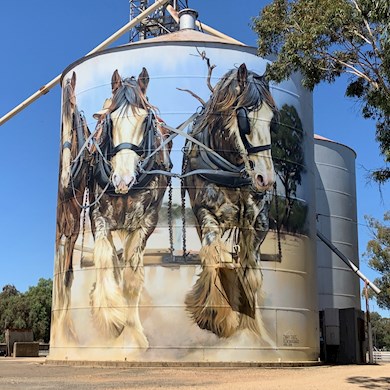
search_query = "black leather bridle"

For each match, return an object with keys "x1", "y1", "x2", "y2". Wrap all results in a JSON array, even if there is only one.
[
  {"x1": 93, "y1": 109, "x2": 164, "y2": 192},
  {"x1": 236, "y1": 107, "x2": 272, "y2": 155},
  {"x1": 184, "y1": 105, "x2": 274, "y2": 188},
  {"x1": 109, "y1": 111, "x2": 152, "y2": 157}
]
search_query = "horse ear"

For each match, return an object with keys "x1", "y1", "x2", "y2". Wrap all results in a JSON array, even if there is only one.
[
  {"x1": 237, "y1": 63, "x2": 248, "y2": 89},
  {"x1": 111, "y1": 69, "x2": 122, "y2": 93},
  {"x1": 71, "y1": 72, "x2": 76, "y2": 90},
  {"x1": 138, "y1": 67, "x2": 149, "y2": 94}
]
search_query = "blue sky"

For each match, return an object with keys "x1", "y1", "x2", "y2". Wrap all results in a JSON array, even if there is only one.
[{"x1": 0, "y1": 0, "x2": 388, "y2": 317}]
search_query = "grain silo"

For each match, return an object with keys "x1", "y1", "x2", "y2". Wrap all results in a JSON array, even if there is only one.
[
  {"x1": 314, "y1": 135, "x2": 360, "y2": 310},
  {"x1": 49, "y1": 4, "x2": 319, "y2": 363},
  {"x1": 314, "y1": 135, "x2": 366, "y2": 364}
]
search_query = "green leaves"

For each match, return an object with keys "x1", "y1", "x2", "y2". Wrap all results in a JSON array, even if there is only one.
[
  {"x1": 369, "y1": 312, "x2": 390, "y2": 349},
  {"x1": 364, "y1": 212, "x2": 390, "y2": 309},
  {"x1": 253, "y1": 0, "x2": 390, "y2": 182},
  {"x1": 0, "y1": 279, "x2": 52, "y2": 343}
]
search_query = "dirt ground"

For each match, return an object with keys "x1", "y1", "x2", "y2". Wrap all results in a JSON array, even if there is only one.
[{"x1": 0, "y1": 358, "x2": 389, "y2": 390}]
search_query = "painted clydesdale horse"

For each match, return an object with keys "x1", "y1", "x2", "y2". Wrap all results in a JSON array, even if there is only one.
[
  {"x1": 183, "y1": 64, "x2": 277, "y2": 339},
  {"x1": 54, "y1": 71, "x2": 91, "y2": 342},
  {"x1": 89, "y1": 68, "x2": 171, "y2": 348}
]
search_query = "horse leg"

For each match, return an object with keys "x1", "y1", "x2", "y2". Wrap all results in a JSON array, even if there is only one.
[
  {"x1": 185, "y1": 208, "x2": 240, "y2": 338},
  {"x1": 52, "y1": 204, "x2": 78, "y2": 343},
  {"x1": 63, "y1": 234, "x2": 76, "y2": 287},
  {"x1": 51, "y1": 229, "x2": 64, "y2": 344},
  {"x1": 53, "y1": 202, "x2": 66, "y2": 311},
  {"x1": 238, "y1": 203, "x2": 269, "y2": 339},
  {"x1": 63, "y1": 197, "x2": 83, "y2": 287},
  {"x1": 121, "y1": 228, "x2": 149, "y2": 349},
  {"x1": 53, "y1": 233, "x2": 79, "y2": 343},
  {"x1": 90, "y1": 215, "x2": 126, "y2": 338}
]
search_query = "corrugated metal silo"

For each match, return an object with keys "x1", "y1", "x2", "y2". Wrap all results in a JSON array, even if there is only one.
[
  {"x1": 314, "y1": 135, "x2": 360, "y2": 310},
  {"x1": 49, "y1": 11, "x2": 319, "y2": 363}
]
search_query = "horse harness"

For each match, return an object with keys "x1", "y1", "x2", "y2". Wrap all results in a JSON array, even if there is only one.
[
  {"x1": 62, "y1": 111, "x2": 90, "y2": 190},
  {"x1": 236, "y1": 107, "x2": 272, "y2": 154},
  {"x1": 178, "y1": 106, "x2": 278, "y2": 261},
  {"x1": 93, "y1": 109, "x2": 170, "y2": 194},
  {"x1": 65, "y1": 106, "x2": 272, "y2": 192},
  {"x1": 184, "y1": 107, "x2": 272, "y2": 188},
  {"x1": 61, "y1": 107, "x2": 280, "y2": 261}
]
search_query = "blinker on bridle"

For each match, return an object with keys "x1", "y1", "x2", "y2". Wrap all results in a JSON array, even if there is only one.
[{"x1": 236, "y1": 107, "x2": 272, "y2": 155}]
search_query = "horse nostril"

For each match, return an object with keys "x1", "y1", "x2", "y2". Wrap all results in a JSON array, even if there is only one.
[
  {"x1": 112, "y1": 173, "x2": 121, "y2": 187},
  {"x1": 256, "y1": 174, "x2": 267, "y2": 187},
  {"x1": 249, "y1": 160, "x2": 255, "y2": 170}
]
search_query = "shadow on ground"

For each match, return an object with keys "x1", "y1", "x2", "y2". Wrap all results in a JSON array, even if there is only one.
[{"x1": 346, "y1": 376, "x2": 390, "y2": 389}]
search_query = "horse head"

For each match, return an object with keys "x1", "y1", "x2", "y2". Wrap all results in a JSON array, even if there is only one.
[
  {"x1": 200, "y1": 63, "x2": 277, "y2": 192},
  {"x1": 101, "y1": 68, "x2": 153, "y2": 194},
  {"x1": 234, "y1": 64, "x2": 277, "y2": 191}
]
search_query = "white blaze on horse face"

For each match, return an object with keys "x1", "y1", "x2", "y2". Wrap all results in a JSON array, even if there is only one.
[
  {"x1": 110, "y1": 108, "x2": 148, "y2": 194},
  {"x1": 60, "y1": 113, "x2": 73, "y2": 189},
  {"x1": 246, "y1": 103, "x2": 275, "y2": 191}
]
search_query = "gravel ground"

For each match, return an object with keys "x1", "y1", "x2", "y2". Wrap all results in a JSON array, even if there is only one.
[{"x1": 0, "y1": 358, "x2": 389, "y2": 390}]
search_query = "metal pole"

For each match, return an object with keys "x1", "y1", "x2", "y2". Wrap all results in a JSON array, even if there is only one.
[
  {"x1": 316, "y1": 230, "x2": 381, "y2": 294},
  {"x1": 0, "y1": 0, "x2": 171, "y2": 127},
  {"x1": 165, "y1": 5, "x2": 245, "y2": 45},
  {"x1": 196, "y1": 21, "x2": 245, "y2": 45},
  {"x1": 365, "y1": 281, "x2": 374, "y2": 363}
]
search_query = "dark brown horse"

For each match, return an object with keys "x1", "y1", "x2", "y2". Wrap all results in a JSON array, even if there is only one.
[
  {"x1": 89, "y1": 69, "x2": 171, "y2": 347},
  {"x1": 54, "y1": 71, "x2": 91, "y2": 342},
  {"x1": 183, "y1": 63, "x2": 277, "y2": 339}
]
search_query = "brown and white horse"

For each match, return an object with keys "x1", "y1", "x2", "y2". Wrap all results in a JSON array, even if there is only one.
[
  {"x1": 54, "y1": 71, "x2": 91, "y2": 343},
  {"x1": 89, "y1": 69, "x2": 171, "y2": 348},
  {"x1": 183, "y1": 64, "x2": 277, "y2": 339}
]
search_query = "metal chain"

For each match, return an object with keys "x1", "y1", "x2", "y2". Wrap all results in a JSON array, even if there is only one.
[
  {"x1": 167, "y1": 177, "x2": 175, "y2": 261},
  {"x1": 181, "y1": 148, "x2": 189, "y2": 262},
  {"x1": 80, "y1": 187, "x2": 89, "y2": 264}
]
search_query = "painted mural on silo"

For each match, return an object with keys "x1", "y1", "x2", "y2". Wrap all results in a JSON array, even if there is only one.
[{"x1": 50, "y1": 38, "x2": 318, "y2": 362}]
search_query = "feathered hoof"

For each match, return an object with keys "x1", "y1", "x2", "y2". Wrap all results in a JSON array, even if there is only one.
[
  {"x1": 91, "y1": 306, "x2": 126, "y2": 338},
  {"x1": 90, "y1": 283, "x2": 127, "y2": 338},
  {"x1": 185, "y1": 267, "x2": 240, "y2": 338},
  {"x1": 52, "y1": 310, "x2": 79, "y2": 345},
  {"x1": 186, "y1": 302, "x2": 240, "y2": 338}
]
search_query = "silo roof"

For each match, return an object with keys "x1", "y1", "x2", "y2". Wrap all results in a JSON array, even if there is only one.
[
  {"x1": 314, "y1": 134, "x2": 333, "y2": 142},
  {"x1": 314, "y1": 133, "x2": 356, "y2": 156},
  {"x1": 123, "y1": 29, "x2": 246, "y2": 47}
]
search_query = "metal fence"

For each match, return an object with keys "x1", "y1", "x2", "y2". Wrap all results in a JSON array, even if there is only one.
[{"x1": 373, "y1": 351, "x2": 390, "y2": 362}]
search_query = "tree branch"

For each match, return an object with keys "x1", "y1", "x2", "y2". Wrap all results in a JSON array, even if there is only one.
[
  {"x1": 350, "y1": 0, "x2": 382, "y2": 60},
  {"x1": 352, "y1": 29, "x2": 372, "y2": 45},
  {"x1": 176, "y1": 88, "x2": 206, "y2": 106},
  {"x1": 196, "y1": 48, "x2": 216, "y2": 92},
  {"x1": 316, "y1": 49, "x2": 377, "y2": 87}
]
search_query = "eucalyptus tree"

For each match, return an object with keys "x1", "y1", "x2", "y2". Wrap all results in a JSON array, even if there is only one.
[{"x1": 253, "y1": 0, "x2": 390, "y2": 182}]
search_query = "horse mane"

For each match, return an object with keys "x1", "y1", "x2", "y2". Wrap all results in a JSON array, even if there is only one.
[
  {"x1": 62, "y1": 80, "x2": 74, "y2": 123},
  {"x1": 193, "y1": 68, "x2": 277, "y2": 135},
  {"x1": 109, "y1": 77, "x2": 154, "y2": 117},
  {"x1": 62, "y1": 78, "x2": 89, "y2": 158}
]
